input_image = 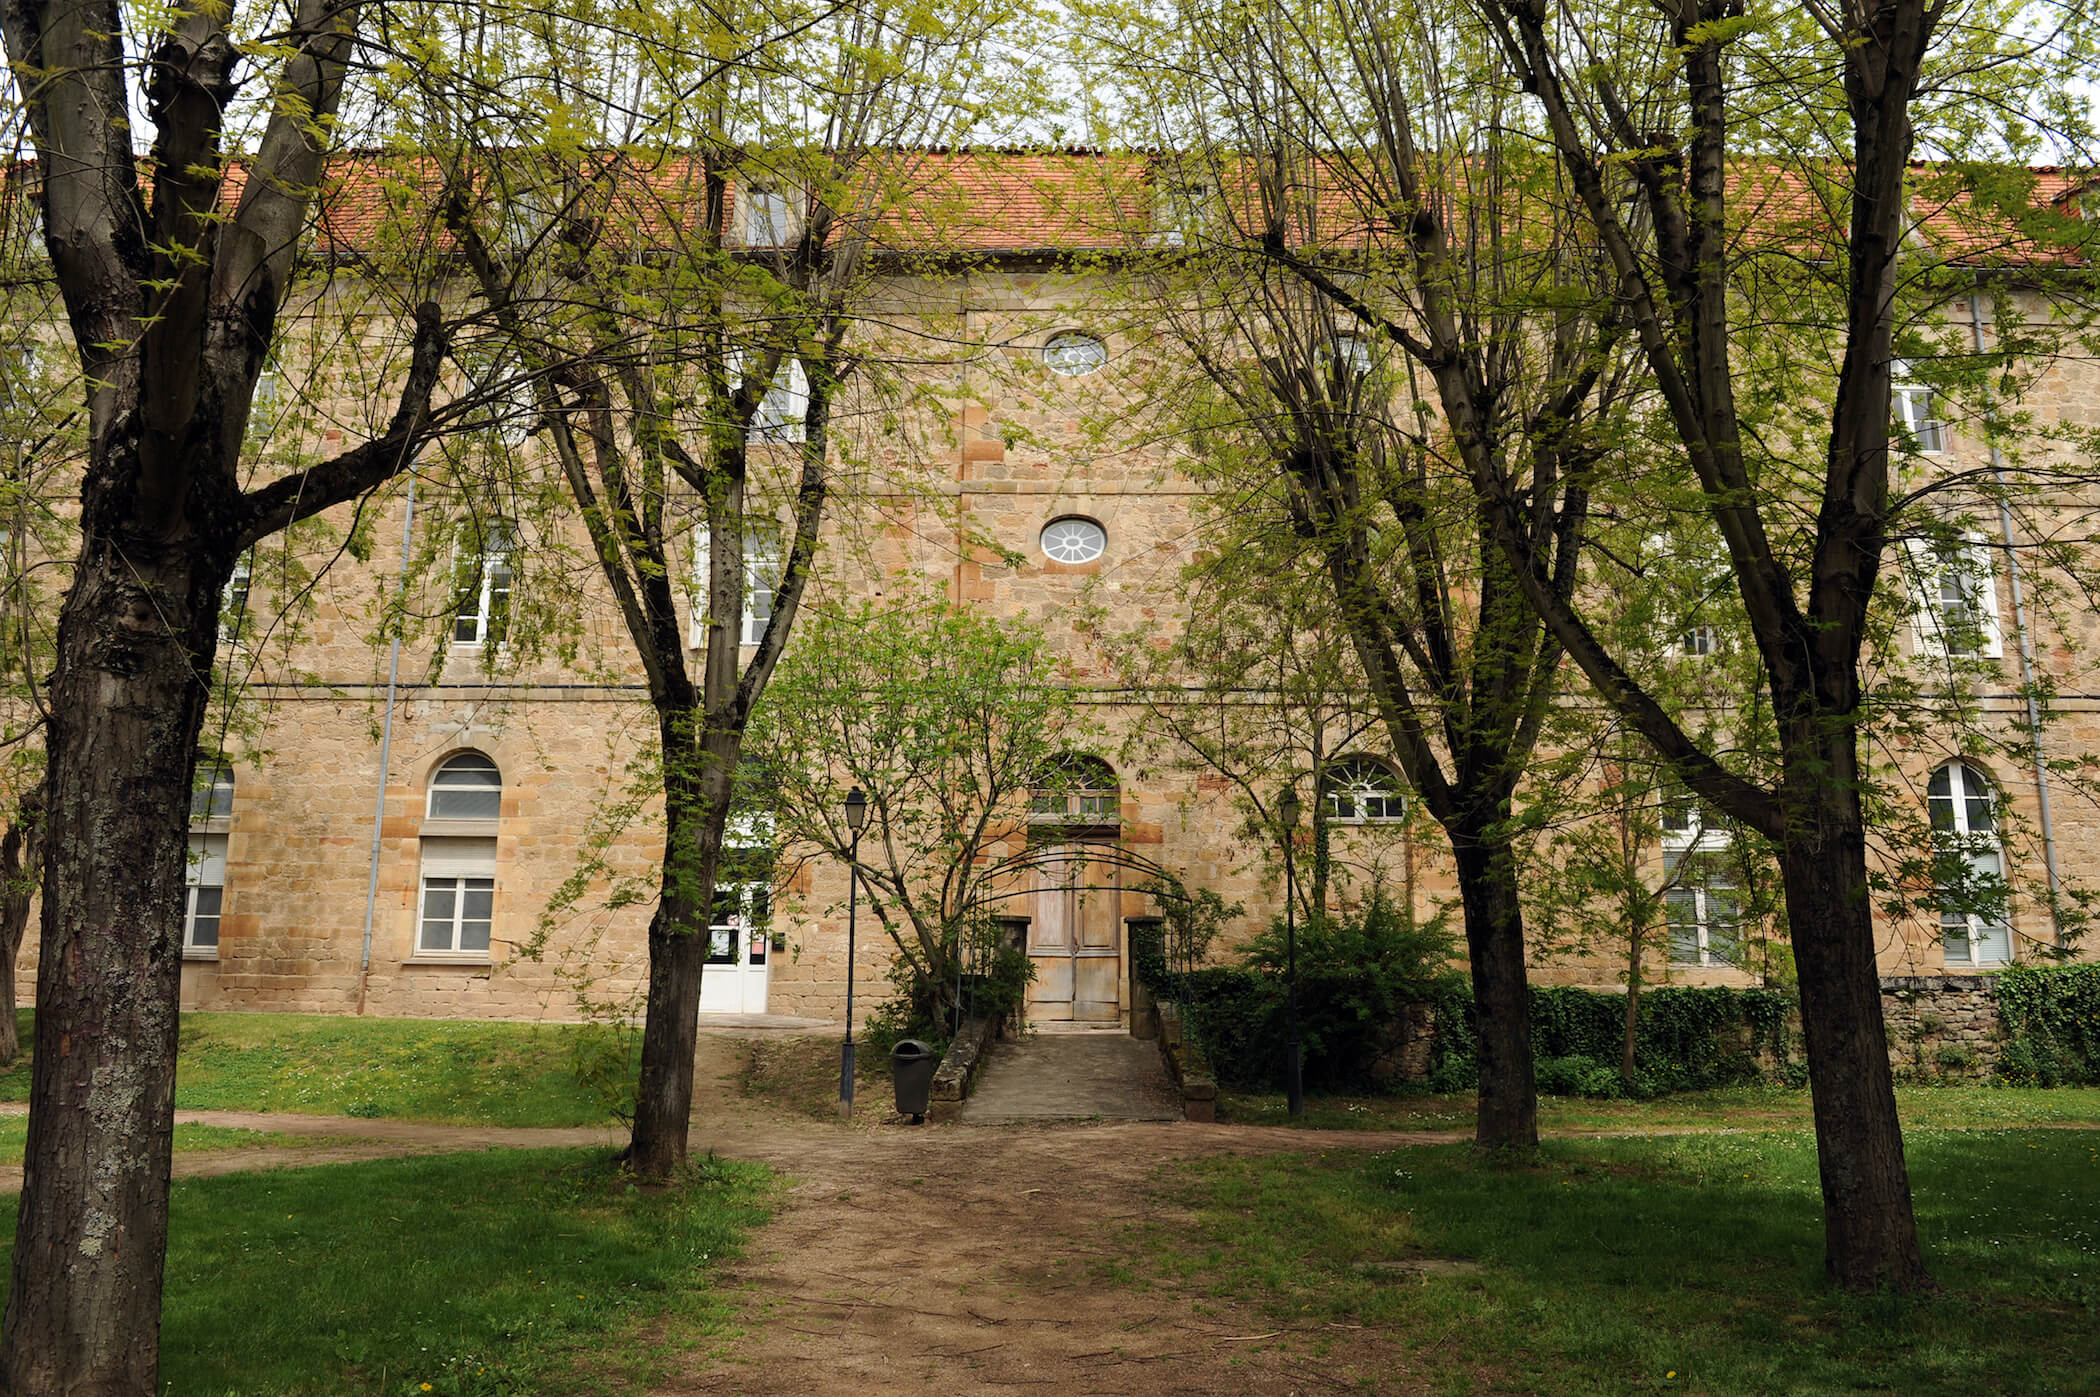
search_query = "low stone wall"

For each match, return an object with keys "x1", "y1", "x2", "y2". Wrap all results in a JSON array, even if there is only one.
[
  {"x1": 932, "y1": 1014, "x2": 1004, "y2": 1105},
  {"x1": 1366, "y1": 1002, "x2": 1437, "y2": 1086},
  {"x1": 1881, "y1": 975, "x2": 2002, "y2": 1081},
  {"x1": 1135, "y1": 999, "x2": 1218, "y2": 1121}
]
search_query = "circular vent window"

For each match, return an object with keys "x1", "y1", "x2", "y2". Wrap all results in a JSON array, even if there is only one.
[
  {"x1": 1042, "y1": 332, "x2": 1108, "y2": 377},
  {"x1": 1041, "y1": 517, "x2": 1106, "y2": 564}
]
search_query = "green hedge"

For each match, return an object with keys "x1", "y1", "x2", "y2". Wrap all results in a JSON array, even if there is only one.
[
  {"x1": 1426, "y1": 985, "x2": 1794, "y2": 1097},
  {"x1": 1133, "y1": 916, "x2": 1796, "y2": 1098},
  {"x1": 1133, "y1": 897, "x2": 1465, "y2": 1093},
  {"x1": 1993, "y1": 964, "x2": 2100, "y2": 1086}
]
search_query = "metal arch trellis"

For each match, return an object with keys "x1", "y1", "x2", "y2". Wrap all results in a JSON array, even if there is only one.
[
  {"x1": 940, "y1": 837, "x2": 1197, "y2": 1033},
  {"x1": 955, "y1": 837, "x2": 1190, "y2": 912}
]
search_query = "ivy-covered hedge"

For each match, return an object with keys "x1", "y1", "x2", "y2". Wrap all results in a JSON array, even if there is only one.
[
  {"x1": 1993, "y1": 964, "x2": 2100, "y2": 1086},
  {"x1": 1134, "y1": 911, "x2": 1797, "y2": 1098},
  {"x1": 1426, "y1": 985, "x2": 1794, "y2": 1097}
]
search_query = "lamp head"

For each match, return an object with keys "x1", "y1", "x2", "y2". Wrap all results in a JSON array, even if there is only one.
[
  {"x1": 844, "y1": 786, "x2": 868, "y2": 833},
  {"x1": 1279, "y1": 783, "x2": 1301, "y2": 829}
]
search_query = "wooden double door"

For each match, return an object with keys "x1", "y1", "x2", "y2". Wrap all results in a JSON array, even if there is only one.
[{"x1": 1025, "y1": 845, "x2": 1122, "y2": 1023}]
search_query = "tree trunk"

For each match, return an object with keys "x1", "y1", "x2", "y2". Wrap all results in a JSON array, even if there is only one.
[
  {"x1": 626, "y1": 712, "x2": 731, "y2": 1179},
  {"x1": 3, "y1": 539, "x2": 223, "y2": 1396},
  {"x1": 1621, "y1": 927, "x2": 1642, "y2": 1088},
  {"x1": 1622, "y1": 845, "x2": 1646, "y2": 1089},
  {"x1": 0, "y1": 795, "x2": 42, "y2": 1067},
  {"x1": 1451, "y1": 831, "x2": 1538, "y2": 1150},
  {"x1": 1779, "y1": 774, "x2": 1932, "y2": 1291}
]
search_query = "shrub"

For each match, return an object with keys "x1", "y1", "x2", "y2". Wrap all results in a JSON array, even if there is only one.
[
  {"x1": 1535, "y1": 1055, "x2": 1626, "y2": 1098},
  {"x1": 1163, "y1": 893, "x2": 1462, "y2": 1093},
  {"x1": 1993, "y1": 964, "x2": 2100, "y2": 1086},
  {"x1": 862, "y1": 914, "x2": 1034, "y2": 1060},
  {"x1": 1429, "y1": 984, "x2": 1792, "y2": 1095}
]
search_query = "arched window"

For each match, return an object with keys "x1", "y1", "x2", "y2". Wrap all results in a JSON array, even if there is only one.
[
  {"x1": 1031, "y1": 755, "x2": 1118, "y2": 826},
  {"x1": 420, "y1": 751, "x2": 502, "y2": 960},
  {"x1": 1324, "y1": 757, "x2": 1405, "y2": 823},
  {"x1": 1930, "y1": 762, "x2": 2012, "y2": 966},
  {"x1": 428, "y1": 751, "x2": 502, "y2": 820}
]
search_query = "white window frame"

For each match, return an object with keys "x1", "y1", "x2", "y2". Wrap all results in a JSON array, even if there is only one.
[
  {"x1": 706, "y1": 882, "x2": 774, "y2": 968},
  {"x1": 1030, "y1": 758, "x2": 1119, "y2": 825},
  {"x1": 1906, "y1": 535, "x2": 2002, "y2": 660},
  {"x1": 1324, "y1": 758, "x2": 1406, "y2": 824},
  {"x1": 453, "y1": 524, "x2": 514, "y2": 648},
  {"x1": 1040, "y1": 517, "x2": 1106, "y2": 565},
  {"x1": 752, "y1": 358, "x2": 807, "y2": 444},
  {"x1": 1665, "y1": 878, "x2": 1739, "y2": 969},
  {"x1": 1332, "y1": 333, "x2": 1373, "y2": 380},
  {"x1": 1930, "y1": 761, "x2": 2012, "y2": 968},
  {"x1": 689, "y1": 527, "x2": 783, "y2": 648},
  {"x1": 1662, "y1": 788, "x2": 1737, "y2": 968},
  {"x1": 1151, "y1": 181, "x2": 1212, "y2": 247},
  {"x1": 427, "y1": 752, "x2": 503, "y2": 821},
  {"x1": 742, "y1": 185, "x2": 795, "y2": 247},
  {"x1": 220, "y1": 552, "x2": 253, "y2": 648},
  {"x1": 249, "y1": 366, "x2": 281, "y2": 442},
  {"x1": 1892, "y1": 360, "x2": 1945, "y2": 454},
  {"x1": 184, "y1": 833, "x2": 227, "y2": 957},
  {"x1": 416, "y1": 836, "x2": 498, "y2": 960},
  {"x1": 1676, "y1": 623, "x2": 1719, "y2": 658}
]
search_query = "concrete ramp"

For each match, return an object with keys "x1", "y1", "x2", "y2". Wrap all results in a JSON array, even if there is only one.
[{"x1": 958, "y1": 1029, "x2": 1183, "y2": 1124}]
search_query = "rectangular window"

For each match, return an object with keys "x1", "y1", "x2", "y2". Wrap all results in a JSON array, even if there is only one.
[
  {"x1": 1907, "y1": 537, "x2": 2001, "y2": 659},
  {"x1": 744, "y1": 187, "x2": 793, "y2": 247},
  {"x1": 417, "y1": 836, "x2": 498, "y2": 958},
  {"x1": 220, "y1": 553, "x2": 253, "y2": 647},
  {"x1": 184, "y1": 834, "x2": 227, "y2": 953},
  {"x1": 752, "y1": 359, "x2": 808, "y2": 444},
  {"x1": 420, "y1": 876, "x2": 495, "y2": 955},
  {"x1": 707, "y1": 885, "x2": 771, "y2": 966},
  {"x1": 1893, "y1": 377, "x2": 1944, "y2": 454},
  {"x1": 453, "y1": 526, "x2": 513, "y2": 646},
  {"x1": 1153, "y1": 182, "x2": 1212, "y2": 246},
  {"x1": 1665, "y1": 879, "x2": 1740, "y2": 968},
  {"x1": 689, "y1": 528, "x2": 783, "y2": 647}
]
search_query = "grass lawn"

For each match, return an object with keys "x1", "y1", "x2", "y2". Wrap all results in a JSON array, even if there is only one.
[
  {"x1": 1218, "y1": 1083, "x2": 2100, "y2": 1133},
  {"x1": 0, "y1": 1147, "x2": 773, "y2": 1396},
  {"x1": 0, "y1": 1011, "x2": 631, "y2": 1127},
  {"x1": 1130, "y1": 1127, "x2": 2099, "y2": 1395},
  {"x1": 740, "y1": 1032, "x2": 892, "y2": 1120},
  {"x1": 0, "y1": 1116, "x2": 308, "y2": 1162}
]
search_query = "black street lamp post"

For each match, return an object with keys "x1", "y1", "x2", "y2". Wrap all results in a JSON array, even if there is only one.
[
  {"x1": 840, "y1": 786, "x2": 868, "y2": 1121},
  {"x1": 1280, "y1": 783, "x2": 1304, "y2": 1118}
]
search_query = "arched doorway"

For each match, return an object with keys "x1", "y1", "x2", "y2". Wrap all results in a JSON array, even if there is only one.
[{"x1": 1026, "y1": 756, "x2": 1123, "y2": 1023}]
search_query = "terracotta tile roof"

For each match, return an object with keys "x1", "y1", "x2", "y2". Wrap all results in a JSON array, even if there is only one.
[{"x1": 13, "y1": 150, "x2": 2094, "y2": 266}]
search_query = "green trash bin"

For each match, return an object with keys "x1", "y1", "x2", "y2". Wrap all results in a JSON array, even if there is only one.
[{"x1": 891, "y1": 1039, "x2": 939, "y2": 1123}]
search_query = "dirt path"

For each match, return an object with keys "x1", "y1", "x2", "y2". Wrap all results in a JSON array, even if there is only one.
[
  {"x1": 656, "y1": 1116, "x2": 1445, "y2": 1396},
  {"x1": 0, "y1": 1032, "x2": 1455, "y2": 1391}
]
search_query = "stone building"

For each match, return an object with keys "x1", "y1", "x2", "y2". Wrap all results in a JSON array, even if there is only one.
[{"x1": 14, "y1": 154, "x2": 2097, "y2": 1029}]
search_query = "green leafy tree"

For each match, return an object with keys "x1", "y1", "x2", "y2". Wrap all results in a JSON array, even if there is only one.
[
  {"x1": 379, "y1": 0, "x2": 1040, "y2": 1175},
  {"x1": 1072, "y1": 15, "x2": 1638, "y2": 1147},
  {"x1": 751, "y1": 587, "x2": 1095, "y2": 1026}
]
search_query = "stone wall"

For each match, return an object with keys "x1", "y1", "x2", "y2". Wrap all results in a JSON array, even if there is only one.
[{"x1": 1880, "y1": 975, "x2": 2004, "y2": 1081}]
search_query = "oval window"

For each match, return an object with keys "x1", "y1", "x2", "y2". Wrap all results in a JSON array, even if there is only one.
[
  {"x1": 1042, "y1": 332, "x2": 1108, "y2": 377},
  {"x1": 1041, "y1": 517, "x2": 1106, "y2": 564}
]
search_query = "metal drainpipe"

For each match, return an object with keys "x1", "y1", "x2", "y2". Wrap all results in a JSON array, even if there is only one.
[
  {"x1": 357, "y1": 477, "x2": 417, "y2": 1012},
  {"x1": 1968, "y1": 290, "x2": 2065, "y2": 946}
]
